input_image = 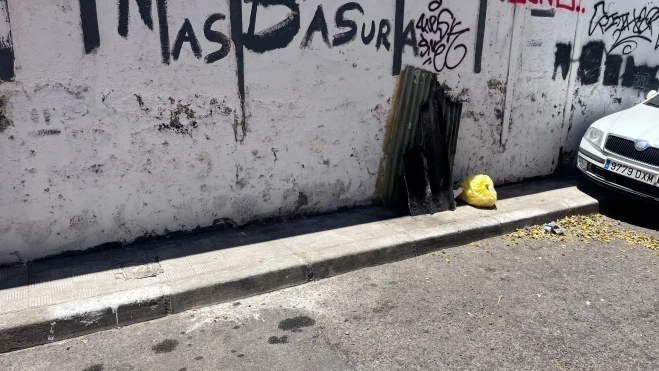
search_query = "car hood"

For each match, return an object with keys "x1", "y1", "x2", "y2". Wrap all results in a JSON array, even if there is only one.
[{"x1": 606, "y1": 104, "x2": 659, "y2": 142}]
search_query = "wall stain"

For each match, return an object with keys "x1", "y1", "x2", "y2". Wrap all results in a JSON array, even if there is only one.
[
  {"x1": 30, "y1": 108, "x2": 39, "y2": 124},
  {"x1": 195, "y1": 152, "x2": 212, "y2": 180},
  {"x1": 89, "y1": 164, "x2": 103, "y2": 174},
  {"x1": 268, "y1": 335, "x2": 289, "y2": 344},
  {"x1": 69, "y1": 210, "x2": 98, "y2": 232},
  {"x1": 134, "y1": 94, "x2": 149, "y2": 112},
  {"x1": 81, "y1": 364, "x2": 104, "y2": 371},
  {"x1": 486, "y1": 79, "x2": 505, "y2": 93},
  {"x1": 158, "y1": 103, "x2": 197, "y2": 135},
  {"x1": 212, "y1": 217, "x2": 237, "y2": 229},
  {"x1": 29, "y1": 129, "x2": 61, "y2": 137},
  {"x1": 230, "y1": 195, "x2": 258, "y2": 221},
  {"x1": 16, "y1": 220, "x2": 52, "y2": 247},
  {"x1": 113, "y1": 205, "x2": 132, "y2": 235},
  {"x1": 294, "y1": 192, "x2": 309, "y2": 213},
  {"x1": 278, "y1": 316, "x2": 316, "y2": 332},
  {"x1": 0, "y1": 96, "x2": 12, "y2": 133},
  {"x1": 43, "y1": 109, "x2": 51, "y2": 124},
  {"x1": 152, "y1": 339, "x2": 179, "y2": 353},
  {"x1": 34, "y1": 83, "x2": 89, "y2": 99},
  {"x1": 233, "y1": 113, "x2": 246, "y2": 143},
  {"x1": 209, "y1": 98, "x2": 232, "y2": 116}
]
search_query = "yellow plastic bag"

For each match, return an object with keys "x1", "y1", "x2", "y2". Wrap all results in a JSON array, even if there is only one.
[{"x1": 459, "y1": 175, "x2": 497, "y2": 208}]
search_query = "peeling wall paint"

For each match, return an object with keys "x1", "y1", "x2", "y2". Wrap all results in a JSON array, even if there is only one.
[{"x1": 0, "y1": 0, "x2": 656, "y2": 263}]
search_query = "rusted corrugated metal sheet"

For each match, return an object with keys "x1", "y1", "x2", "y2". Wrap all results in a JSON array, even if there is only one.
[
  {"x1": 377, "y1": 66, "x2": 463, "y2": 212},
  {"x1": 377, "y1": 66, "x2": 434, "y2": 210},
  {"x1": 436, "y1": 89, "x2": 463, "y2": 176}
]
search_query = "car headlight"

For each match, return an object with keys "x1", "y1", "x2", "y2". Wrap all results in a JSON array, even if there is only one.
[{"x1": 584, "y1": 127, "x2": 604, "y2": 147}]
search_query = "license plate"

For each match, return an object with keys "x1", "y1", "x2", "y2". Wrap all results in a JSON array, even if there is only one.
[{"x1": 604, "y1": 159, "x2": 657, "y2": 185}]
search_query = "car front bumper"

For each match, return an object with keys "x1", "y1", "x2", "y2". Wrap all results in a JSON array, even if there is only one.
[{"x1": 577, "y1": 139, "x2": 659, "y2": 203}]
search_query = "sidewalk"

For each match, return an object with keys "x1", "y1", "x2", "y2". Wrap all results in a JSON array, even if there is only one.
[{"x1": 0, "y1": 177, "x2": 610, "y2": 353}]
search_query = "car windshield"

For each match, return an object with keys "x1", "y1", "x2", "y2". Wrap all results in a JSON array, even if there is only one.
[{"x1": 645, "y1": 93, "x2": 659, "y2": 108}]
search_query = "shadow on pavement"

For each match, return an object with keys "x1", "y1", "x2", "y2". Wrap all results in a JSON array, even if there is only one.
[
  {"x1": 496, "y1": 175, "x2": 581, "y2": 201},
  {"x1": 0, "y1": 207, "x2": 401, "y2": 292},
  {"x1": 576, "y1": 175, "x2": 659, "y2": 231},
  {"x1": 2, "y1": 175, "x2": 634, "y2": 294}
]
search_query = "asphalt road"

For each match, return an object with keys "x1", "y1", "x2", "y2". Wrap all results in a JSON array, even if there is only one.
[{"x1": 1, "y1": 199, "x2": 658, "y2": 371}]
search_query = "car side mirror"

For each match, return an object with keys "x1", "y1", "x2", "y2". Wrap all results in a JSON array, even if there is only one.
[{"x1": 647, "y1": 90, "x2": 657, "y2": 99}]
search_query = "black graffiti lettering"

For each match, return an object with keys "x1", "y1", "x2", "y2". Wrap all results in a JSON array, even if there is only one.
[
  {"x1": 392, "y1": 0, "x2": 418, "y2": 76},
  {"x1": 589, "y1": 1, "x2": 659, "y2": 55},
  {"x1": 402, "y1": 20, "x2": 419, "y2": 56},
  {"x1": 550, "y1": 41, "x2": 659, "y2": 91},
  {"x1": 0, "y1": 0, "x2": 14, "y2": 80},
  {"x1": 361, "y1": 21, "x2": 376, "y2": 45},
  {"x1": 552, "y1": 43, "x2": 571, "y2": 81},
  {"x1": 172, "y1": 19, "x2": 202, "y2": 61},
  {"x1": 76, "y1": 0, "x2": 437, "y2": 78},
  {"x1": 244, "y1": 0, "x2": 300, "y2": 53},
  {"x1": 376, "y1": 19, "x2": 391, "y2": 51},
  {"x1": 621, "y1": 56, "x2": 659, "y2": 91},
  {"x1": 301, "y1": 5, "x2": 331, "y2": 48},
  {"x1": 603, "y1": 54, "x2": 623, "y2": 86},
  {"x1": 416, "y1": 2, "x2": 470, "y2": 72},
  {"x1": 204, "y1": 13, "x2": 231, "y2": 64},
  {"x1": 333, "y1": 2, "x2": 364, "y2": 47},
  {"x1": 118, "y1": 0, "x2": 153, "y2": 38},
  {"x1": 79, "y1": 0, "x2": 101, "y2": 54},
  {"x1": 473, "y1": 0, "x2": 487, "y2": 73},
  {"x1": 577, "y1": 41, "x2": 604, "y2": 85},
  {"x1": 392, "y1": 0, "x2": 405, "y2": 75},
  {"x1": 157, "y1": 0, "x2": 170, "y2": 64}
]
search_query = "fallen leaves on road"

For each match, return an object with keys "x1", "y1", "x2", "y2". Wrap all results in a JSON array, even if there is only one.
[{"x1": 502, "y1": 214, "x2": 659, "y2": 251}]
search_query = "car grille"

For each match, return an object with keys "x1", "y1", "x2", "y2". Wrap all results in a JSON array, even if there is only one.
[
  {"x1": 591, "y1": 165, "x2": 659, "y2": 198},
  {"x1": 605, "y1": 135, "x2": 659, "y2": 167}
]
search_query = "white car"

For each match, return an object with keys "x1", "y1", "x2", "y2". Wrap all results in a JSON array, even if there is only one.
[{"x1": 578, "y1": 90, "x2": 659, "y2": 202}]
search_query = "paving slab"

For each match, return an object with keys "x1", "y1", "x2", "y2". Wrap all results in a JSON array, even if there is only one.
[{"x1": 0, "y1": 176, "x2": 613, "y2": 353}]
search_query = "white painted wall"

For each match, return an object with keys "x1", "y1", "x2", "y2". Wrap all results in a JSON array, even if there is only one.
[{"x1": 0, "y1": 0, "x2": 657, "y2": 263}]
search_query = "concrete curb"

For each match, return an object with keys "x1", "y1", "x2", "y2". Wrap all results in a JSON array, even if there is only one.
[{"x1": 0, "y1": 186, "x2": 602, "y2": 353}]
